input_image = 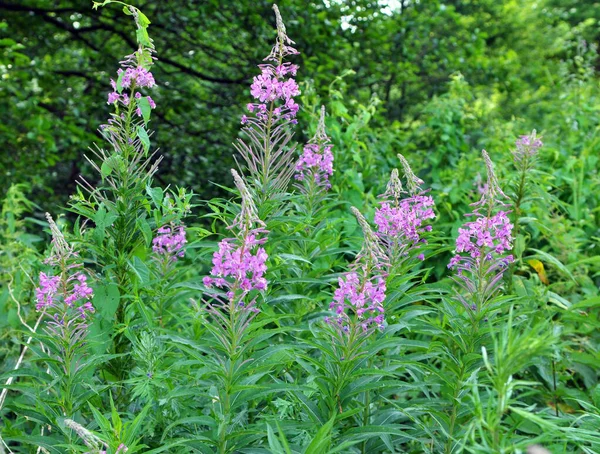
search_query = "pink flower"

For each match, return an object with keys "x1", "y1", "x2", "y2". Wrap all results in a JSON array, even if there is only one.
[
  {"x1": 204, "y1": 230, "x2": 269, "y2": 300},
  {"x1": 152, "y1": 225, "x2": 187, "y2": 261},
  {"x1": 449, "y1": 211, "x2": 514, "y2": 269},
  {"x1": 329, "y1": 272, "x2": 386, "y2": 331},
  {"x1": 35, "y1": 272, "x2": 60, "y2": 311},
  {"x1": 203, "y1": 170, "x2": 269, "y2": 307},
  {"x1": 35, "y1": 269, "x2": 95, "y2": 322},
  {"x1": 295, "y1": 143, "x2": 334, "y2": 188},
  {"x1": 107, "y1": 92, "x2": 120, "y2": 104},
  {"x1": 374, "y1": 160, "x2": 436, "y2": 259},
  {"x1": 448, "y1": 151, "x2": 514, "y2": 311},
  {"x1": 374, "y1": 195, "x2": 435, "y2": 244},
  {"x1": 295, "y1": 106, "x2": 334, "y2": 190},
  {"x1": 242, "y1": 8, "x2": 301, "y2": 127}
]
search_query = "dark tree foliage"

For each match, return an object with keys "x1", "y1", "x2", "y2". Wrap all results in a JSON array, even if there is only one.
[{"x1": 0, "y1": 0, "x2": 598, "y2": 210}]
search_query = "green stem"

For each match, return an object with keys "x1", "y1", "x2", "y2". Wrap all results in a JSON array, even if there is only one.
[
  {"x1": 361, "y1": 358, "x2": 373, "y2": 454},
  {"x1": 445, "y1": 362, "x2": 465, "y2": 454},
  {"x1": 507, "y1": 156, "x2": 529, "y2": 292}
]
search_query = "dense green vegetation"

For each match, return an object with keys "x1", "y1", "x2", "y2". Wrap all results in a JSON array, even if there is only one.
[
  {"x1": 1, "y1": 0, "x2": 599, "y2": 453},
  {"x1": 2, "y1": 0, "x2": 599, "y2": 206}
]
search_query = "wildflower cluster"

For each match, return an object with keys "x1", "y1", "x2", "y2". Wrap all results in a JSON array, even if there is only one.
[
  {"x1": 295, "y1": 106, "x2": 334, "y2": 189},
  {"x1": 242, "y1": 5, "x2": 299, "y2": 126},
  {"x1": 330, "y1": 273, "x2": 386, "y2": 331},
  {"x1": 36, "y1": 272, "x2": 94, "y2": 317},
  {"x1": 107, "y1": 37, "x2": 156, "y2": 121},
  {"x1": 448, "y1": 151, "x2": 514, "y2": 311},
  {"x1": 374, "y1": 155, "x2": 435, "y2": 260},
  {"x1": 203, "y1": 170, "x2": 268, "y2": 306},
  {"x1": 235, "y1": 5, "x2": 301, "y2": 199},
  {"x1": 36, "y1": 214, "x2": 95, "y2": 323},
  {"x1": 328, "y1": 208, "x2": 388, "y2": 332},
  {"x1": 374, "y1": 195, "x2": 435, "y2": 243},
  {"x1": 28, "y1": 214, "x2": 97, "y2": 419},
  {"x1": 449, "y1": 212, "x2": 513, "y2": 268},
  {"x1": 107, "y1": 51, "x2": 157, "y2": 118},
  {"x1": 514, "y1": 130, "x2": 543, "y2": 168},
  {"x1": 152, "y1": 224, "x2": 187, "y2": 261}
]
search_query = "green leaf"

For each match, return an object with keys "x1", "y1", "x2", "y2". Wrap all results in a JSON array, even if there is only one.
[
  {"x1": 136, "y1": 27, "x2": 152, "y2": 48},
  {"x1": 570, "y1": 296, "x2": 600, "y2": 310},
  {"x1": 89, "y1": 403, "x2": 112, "y2": 434},
  {"x1": 302, "y1": 416, "x2": 335, "y2": 454},
  {"x1": 94, "y1": 283, "x2": 120, "y2": 319},
  {"x1": 137, "y1": 96, "x2": 151, "y2": 124},
  {"x1": 124, "y1": 404, "x2": 151, "y2": 445},
  {"x1": 93, "y1": 1, "x2": 114, "y2": 10},
  {"x1": 116, "y1": 69, "x2": 125, "y2": 93},
  {"x1": 101, "y1": 160, "x2": 113, "y2": 178},
  {"x1": 130, "y1": 256, "x2": 151, "y2": 287},
  {"x1": 146, "y1": 185, "x2": 163, "y2": 207},
  {"x1": 137, "y1": 217, "x2": 153, "y2": 247},
  {"x1": 137, "y1": 10, "x2": 152, "y2": 27},
  {"x1": 100, "y1": 154, "x2": 125, "y2": 179},
  {"x1": 110, "y1": 394, "x2": 123, "y2": 435},
  {"x1": 275, "y1": 420, "x2": 293, "y2": 454},
  {"x1": 137, "y1": 125, "x2": 150, "y2": 155},
  {"x1": 292, "y1": 391, "x2": 325, "y2": 425},
  {"x1": 161, "y1": 416, "x2": 216, "y2": 443},
  {"x1": 1, "y1": 436, "x2": 62, "y2": 453},
  {"x1": 267, "y1": 424, "x2": 286, "y2": 454}
]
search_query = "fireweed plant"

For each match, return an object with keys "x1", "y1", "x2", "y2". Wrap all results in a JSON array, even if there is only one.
[
  {"x1": 68, "y1": 1, "x2": 191, "y2": 380},
  {"x1": 2, "y1": 2, "x2": 600, "y2": 454},
  {"x1": 295, "y1": 106, "x2": 335, "y2": 194},
  {"x1": 506, "y1": 131, "x2": 545, "y2": 286},
  {"x1": 198, "y1": 169, "x2": 275, "y2": 453},
  {"x1": 374, "y1": 154, "x2": 436, "y2": 268},
  {"x1": 33, "y1": 215, "x2": 95, "y2": 418},
  {"x1": 448, "y1": 150, "x2": 515, "y2": 321},
  {"x1": 235, "y1": 4, "x2": 300, "y2": 210},
  {"x1": 321, "y1": 207, "x2": 389, "y2": 418},
  {"x1": 423, "y1": 150, "x2": 518, "y2": 454}
]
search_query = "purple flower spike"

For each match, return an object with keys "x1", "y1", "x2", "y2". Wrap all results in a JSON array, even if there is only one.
[
  {"x1": 295, "y1": 106, "x2": 334, "y2": 190},
  {"x1": 104, "y1": 44, "x2": 157, "y2": 117},
  {"x1": 153, "y1": 224, "x2": 187, "y2": 261},
  {"x1": 234, "y1": 5, "x2": 300, "y2": 196},
  {"x1": 449, "y1": 151, "x2": 514, "y2": 312},
  {"x1": 203, "y1": 170, "x2": 269, "y2": 308},
  {"x1": 328, "y1": 207, "x2": 388, "y2": 333},
  {"x1": 35, "y1": 214, "x2": 96, "y2": 367},
  {"x1": 329, "y1": 273, "x2": 386, "y2": 331},
  {"x1": 513, "y1": 130, "x2": 542, "y2": 172},
  {"x1": 374, "y1": 155, "x2": 436, "y2": 262}
]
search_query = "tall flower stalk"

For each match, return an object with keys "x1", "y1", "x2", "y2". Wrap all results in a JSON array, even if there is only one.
[
  {"x1": 202, "y1": 170, "x2": 269, "y2": 454},
  {"x1": 150, "y1": 221, "x2": 187, "y2": 322},
  {"x1": 235, "y1": 4, "x2": 300, "y2": 205},
  {"x1": 295, "y1": 106, "x2": 334, "y2": 190},
  {"x1": 35, "y1": 214, "x2": 95, "y2": 418},
  {"x1": 511, "y1": 130, "x2": 543, "y2": 245},
  {"x1": 374, "y1": 154, "x2": 435, "y2": 267},
  {"x1": 328, "y1": 208, "x2": 387, "y2": 334},
  {"x1": 439, "y1": 151, "x2": 514, "y2": 454},
  {"x1": 69, "y1": 4, "x2": 184, "y2": 385},
  {"x1": 448, "y1": 150, "x2": 514, "y2": 320},
  {"x1": 75, "y1": 4, "x2": 159, "y2": 315},
  {"x1": 323, "y1": 207, "x2": 387, "y2": 425}
]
